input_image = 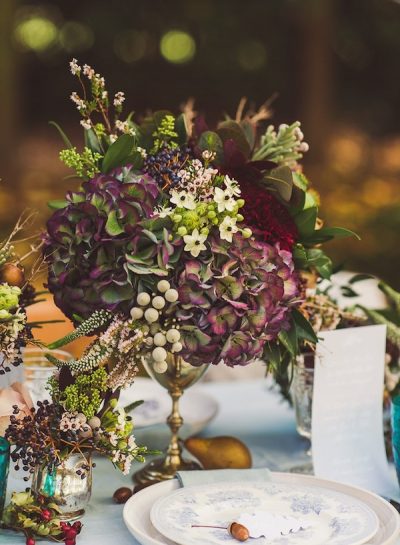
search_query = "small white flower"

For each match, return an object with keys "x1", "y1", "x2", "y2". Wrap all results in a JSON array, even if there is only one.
[
  {"x1": 137, "y1": 146, "x2": 147, "y2": 159},
  {"x1": 183, "y1": 229, "x2": 207, "y2": 257},
  {"x1": 112, "y1": 450, "x2": 121, "y2": 463},
  {"x1": 83, "y1": 64, "x2": 95, "y2": 79},
  {"x1": 110, "y1": 134, "x2": 118, "y2": 143},
  {"x1": 214, "y1": 187, "x2": 236, "y2": 212},
  {"x1": 102, "y1": 90, "x2": 108, "y2": 100},
  {"x1": 170, "y1": 190, "x2": 196, "y2": 210},
  {"x1": 69, "y1": 58, "x2": 81, "y2": 75},
  {"x1": 156, "y1": 206, "x2": 173, "y2": 218},
  {"x1": 202, "y1": 150, "x2": 216, "y2": 161},
  {"x1": 128, "y1": 435, "x2": 137, "y2": 449},
  {"x1": 70, "y1": 92, "x2": 86, "y2": 111},
  {"x1": 115, "y1": 119, "x2": 136, "y2": 136},
  {"x1": 113, "y1": 91, "x2": 125, "y2": 107},
  {"x1": 224, "y1": 176, "x2": 241, "y2": 197},
  {"x1": 219, "y1": 215, "x2": 238, "y2": 242},
  {"x1": 109, "y1": 432, "x2": 119, "y2": 447},
  {"x1": 80, "y1": 119, "x2": 92, "y2": 130}
]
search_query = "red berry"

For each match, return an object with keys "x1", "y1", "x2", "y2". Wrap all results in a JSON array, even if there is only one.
[
  {"x1": 41, "y1": 508, "x2": 52, "y2": 521},
  {"x1": 26, "y1": 538, "x2": 35, "y2": 545},
  {"x1": 64, "y1": 529, "x2": 77, "y2": 539},
  {"x1": 64, "y1": 539, "x2": 76, "y2": 545},
  {"x1": 73, "y1": 521, "x2": 82, "y2": 531}
]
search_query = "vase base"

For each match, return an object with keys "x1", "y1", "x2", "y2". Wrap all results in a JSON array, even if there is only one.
[
  {"x1": 133, "y1": 456, "x2": 201, "y2": 487},
  {"x1": 59, "y1": 509, "x2": 85, "y2": 521}
]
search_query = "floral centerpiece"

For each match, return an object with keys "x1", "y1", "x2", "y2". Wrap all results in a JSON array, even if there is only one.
[{"x1": 44, "y1": 59, "x2": 356, "y2": 378}]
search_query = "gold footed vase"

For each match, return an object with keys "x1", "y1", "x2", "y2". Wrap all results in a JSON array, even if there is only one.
[{"x1": 134, "y1": 354, "x2": 209, "y2": 486}]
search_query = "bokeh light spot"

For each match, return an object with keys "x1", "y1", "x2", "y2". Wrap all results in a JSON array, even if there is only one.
[
  {"x1": 237, "y1": 40, "x2": 267, "y2": 71},
  {"x1": 160, "y1": 30, "x2": 196, "y2": 64},
  {"x1": 114, "y1": 30, "x2": 150, "y2": 63},
  {"x1": 14, "y1": 16, "x2": 58, "y2": 52},
  {"x1": 59, "y1": 21, "x2": 94, "y2": 52}
]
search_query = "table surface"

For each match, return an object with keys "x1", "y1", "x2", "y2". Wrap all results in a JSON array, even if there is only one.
[{"x1": 2, "y1": 379, "x2": 399, "y2": 544}]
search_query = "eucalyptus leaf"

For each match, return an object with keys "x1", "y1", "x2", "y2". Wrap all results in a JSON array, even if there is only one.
[
  {"x1": 175, "y1": 113, "x2": 189, "y2": 145},
  {"x1": 262, "y1": 165, "x2": 294, "y2": 202},
  {"x1": 217, "y1": 120, "x2": 251, "y2": 157},
  {"x1": 198, "y1": 131, "x2": 224, "y2": 162}
]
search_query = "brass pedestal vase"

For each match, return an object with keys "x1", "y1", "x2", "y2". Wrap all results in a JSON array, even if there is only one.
[{"x1": 134, "y1": 354, "x2": 208, "y2": 486}]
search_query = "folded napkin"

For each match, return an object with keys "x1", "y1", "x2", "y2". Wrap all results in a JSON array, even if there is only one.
[{"x1": 176, "y1": 468, "x2": 271, "y2": 487}]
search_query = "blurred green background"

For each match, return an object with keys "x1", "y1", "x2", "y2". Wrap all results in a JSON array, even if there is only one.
[{"x1": 1, "y1": 0, "x2": 400, "y2": 286}]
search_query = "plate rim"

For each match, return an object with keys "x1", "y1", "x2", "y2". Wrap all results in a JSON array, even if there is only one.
[
  {"x1": 150, "y1": 479, "x2": 380, "y2": 545},
  {"x1": 123, "y1": 473, "x2": 400, "y2": 545}
]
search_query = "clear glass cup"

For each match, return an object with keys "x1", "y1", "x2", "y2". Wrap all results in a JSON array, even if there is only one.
[
  {"x1": 291, "y1": 352, "x2": 314, "y2": 474},
  {"x1": 391, "y1": 395, "x2": 400, "y2": 486},
  {"x1": 22, "y1": 347, "x2": 72, "y2": 404}
]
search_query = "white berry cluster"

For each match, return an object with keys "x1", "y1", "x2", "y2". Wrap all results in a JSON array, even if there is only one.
[{"x1": 130, "y1": 280, "x2": 182, "y2": 374}]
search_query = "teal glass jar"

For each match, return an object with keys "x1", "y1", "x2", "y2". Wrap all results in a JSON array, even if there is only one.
[
  {"x1": 0, "y1": 437, "x2": 10, "y2": 519},
  {"x1": 391, "y1": 396, "x2": 400, "y2": 485}
]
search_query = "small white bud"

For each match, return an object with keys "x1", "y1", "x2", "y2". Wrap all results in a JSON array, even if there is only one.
[
  {"x1": 166, "y1": 328, "x2": 180, "y2": 343},
  {"x1": 153, "y1": 360, "x2": 168, "y2": 373},
  {"x1": 144, "y1": 308, "x2": 159, "y2": 323},
  {"x1": 172, "y1": 341, "x2": 183, "y2": 353},
  {"x1": 152, "y1": 296, "x2": 166, "y2": 310},
  {"x1": 165, "y1": 288, "x2": 179, "y2": 302},
  {"x1": 152, "y1": 346, "x2": 167, "y2": 362},
  {"x1": 137, "y1": 292, "x2": 151, "y2": 306},
  {"x1": 88, "y1": 416, "x2": 101, "y2": 429},
  {"x1": 130, "y1": 307, "x2": 144, "y2": 320},
  {"x1": 157, "y1": 280, "x2": 171, "y2": 293},
  {"x1": 145, "y1": 337, "x2": 154, "y2": 346},
  {"x1": 154, "y1": 332, "x2": 167, "y2": 346}
]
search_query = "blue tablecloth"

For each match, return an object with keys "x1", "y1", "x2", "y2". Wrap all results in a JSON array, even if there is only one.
[{"x1": 2, "y1": 379, "x2": 398, "y2": 544}]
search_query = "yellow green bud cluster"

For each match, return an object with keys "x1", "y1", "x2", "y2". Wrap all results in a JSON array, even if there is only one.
[
  {"x1": 60, "y1": 146, "x2": 102, "y2": 179},
  {"x1": 152, "y1": 114, "x2": 178, "y2": 153},
  {"x1": 0, "y1": 283, "x2": 21, "y2": 320},
  {"x1": 62, "y1": 367, "x2": 108, "y2": 419}
]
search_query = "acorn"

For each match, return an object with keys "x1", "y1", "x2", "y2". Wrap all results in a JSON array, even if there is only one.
[
  {"x1": 0, "y1": 263, "x2": 25, "y2": 287},
  {"x1": 113, "y1": 486, "x2": 133, "y2": 504},
  {"x1": 229, "y1": 523, "x2": 250, "y2": 542}
]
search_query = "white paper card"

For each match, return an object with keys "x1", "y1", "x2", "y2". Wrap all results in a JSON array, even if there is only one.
[{"x1": 312, "y1": 325, "x2": 398, "y2": 497}]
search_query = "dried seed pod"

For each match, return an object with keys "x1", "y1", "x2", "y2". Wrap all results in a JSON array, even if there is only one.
[{"x1": 229, "y1": 522, "x2": 250, "y2": 542}]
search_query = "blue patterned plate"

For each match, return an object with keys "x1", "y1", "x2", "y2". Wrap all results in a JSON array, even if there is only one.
[{"x1": 150, "y1": 481, "x2": 379, "y2": 545}]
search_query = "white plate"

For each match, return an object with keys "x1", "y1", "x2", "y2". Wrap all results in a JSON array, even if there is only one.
[
  {"x1": 151, "y1": 481, "x2": 379, "y2": 545},
  {"x1": 123, "y1": 473, "x2": 400, "y2": 545},
  {"x1": 119, "y1": 378, "x2": 218, "y2": 435}
]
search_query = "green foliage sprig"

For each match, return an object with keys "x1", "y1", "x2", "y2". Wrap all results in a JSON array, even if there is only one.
[{"x1": 62, "y1": 367, "x2": 108, "y2": 418}]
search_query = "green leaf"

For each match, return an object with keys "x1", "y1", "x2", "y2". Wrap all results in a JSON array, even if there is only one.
[
  {"x1": 294, "y1": 207, "x2": 318, "y2": 238},
  {"x1": 102, "y1": 134, "x2": 135, "y2": 173},
  {"x1": 306, "y1": 249, "x2": 333, "y2": 279},
  {"x1": 240, "y1": 119, "x2": 256, "y2": 150},
  {"x1": 278, "y1": 324, "x2": 298, "y2": 357},
  {"x1": 101, "y1": 285, "x2": 133, "y2": 303},
  {"x1": 303, "y1": 226, "x2": 360, "y2": 244},
  {"x1": 340, "y1": 286, "x2": 360, "y2": 298},
  {"x1": 175, "y1": 113, "x2": 189, "y2": 145},
  {"x1": 198, "y1": 131, "x2": 224, "y2": 163},
  {"x1": 262, "y1": 165, "x2": 294, "y2": 202},
  {"x1": 124, "y1": 399, "x2": 145, "y2": 413},
  {"x1": 105, "y1": 210, "x2": 124, "y2": 236},
  {"x1": 47, "y1": 200, "x2": 68, "y2": 210},
  {"x1": 49, "y1": 121, "x2": 73, "y2": 149},
  {"x1": 121, "y1": 151, "x2": 144, "y2": 169},
  {"x1": 85, "y1": 128, "x2": 103, "y2": 154},
  {"x1": 292, "y1": 308, "x2": 318, "y2": 344},
  {"x1": 217, "y1": 120, "x2": 251, "y2": 157}
]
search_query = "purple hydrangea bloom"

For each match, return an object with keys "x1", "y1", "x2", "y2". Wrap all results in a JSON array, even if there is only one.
[
  {"x1": 175, "y1": 234, "x2": 300, "y2": 367},
  {"x1": 44, "y1": 166, "x2": 181, "y2": 320}
]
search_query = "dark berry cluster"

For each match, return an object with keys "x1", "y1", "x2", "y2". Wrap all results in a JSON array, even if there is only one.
[
  {"x1": 143, "y1": 145, "x2": 192, "y2": 190},
  {"x1": 59, "y1": 520, "x2": 83, "y2": 545},
  {"x1": 6, "y1": 401, "x2": 62, "y2": 480}
]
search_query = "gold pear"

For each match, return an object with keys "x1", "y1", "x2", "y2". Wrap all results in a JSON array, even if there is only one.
[{"x1": 185, "y1": 436, "x2": 252, "y2": 470}]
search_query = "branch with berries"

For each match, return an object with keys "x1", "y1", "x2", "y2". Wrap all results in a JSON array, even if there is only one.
[{"x1": 1, "y1": 490, "x2": 82, "y2": 545}]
